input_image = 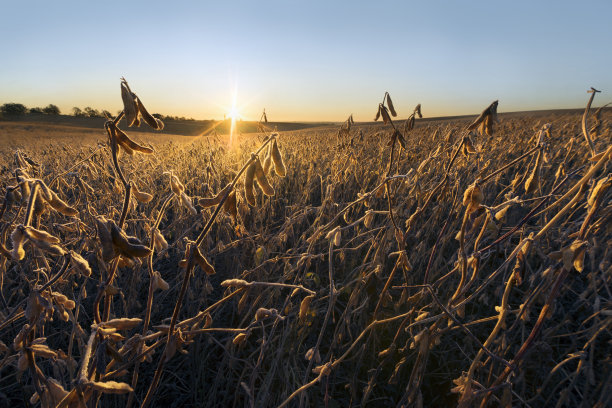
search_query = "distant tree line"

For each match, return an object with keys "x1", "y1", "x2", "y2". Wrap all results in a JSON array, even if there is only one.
[
  {"x1": 71, "y1": 107, "x2": 112, "y2": 118},
  {"x1": 154, "y1": 114, "x2": 196, "y2": 121},
  {"x1": 0, "y1": 102, "x2": 197, "y2": 122},
  {"x1": 1, "y1": 103, "x2": 60, "y2": 116},
  {"x1": 0, "y1": 103, "x2": 112, "y2": 119}
]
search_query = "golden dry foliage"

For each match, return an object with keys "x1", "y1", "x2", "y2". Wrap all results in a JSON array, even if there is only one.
[{"x1": 0, "y1": 80, "x2": 610, "y2": 408}]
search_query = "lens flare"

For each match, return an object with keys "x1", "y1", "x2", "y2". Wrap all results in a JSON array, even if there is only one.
[{"x1": 229, "y1": 87, "x2": 239, "y2": 146}]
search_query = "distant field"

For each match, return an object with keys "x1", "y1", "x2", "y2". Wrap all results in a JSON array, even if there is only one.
[
  {"x1": 0, "y1": 107, "x2": 599, "y2": 153},
  {"x1": 1, "y1": 112, "x2": 333, "y2": 137},
  {"x1": 0, "y1": 121, "x2": 197, "y2": 151}
]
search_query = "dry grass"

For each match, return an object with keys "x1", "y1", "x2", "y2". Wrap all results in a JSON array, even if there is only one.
[{"x1": 0, "y1": 82, "x2": 610, "y2": 408}]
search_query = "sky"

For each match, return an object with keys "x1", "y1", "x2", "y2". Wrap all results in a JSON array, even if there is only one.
[{"x1": 1, "y1": 0, "x2": 611, "y2": 122}]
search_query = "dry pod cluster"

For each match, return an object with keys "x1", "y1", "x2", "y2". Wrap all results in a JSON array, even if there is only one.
[
  {"x1": 244, "y1": 152, "x2": 277, "y2": 206},
  {"x1": 167, "y1": 172, "x2": 197, "y2": 215},
  {"x1": 120, "y1": 78, "x2": 164, "y2": 130},
  {"x1": 96, "y1": 216, "x2": 151, "y2": 261},
  {"x1": 152, "y1": 228, "x2": 169, "y2": 252},
  {"x1": 468, "y1": 100, "x2": 498, "y2": 136},
  {"x1": 106, "y1": 122, "x2": 154, "y2": 155}
]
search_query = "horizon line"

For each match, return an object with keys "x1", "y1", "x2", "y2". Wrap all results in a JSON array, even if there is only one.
[{"x1": 1, "y1": 104, "x2": 602, "y2": 125}]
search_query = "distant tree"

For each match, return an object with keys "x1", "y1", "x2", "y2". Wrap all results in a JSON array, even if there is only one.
[
  {"x1": 153, "y1": 113, "x2": 164, "y2": 119},
  {"x1": 29, "y1": 107, "x2": 44, "y2": 114},
  {"x1": 1, "y1": 103, "x2": 28, "y2": 116},
  {"x1": 101, "y1": 110, "x2": 112, "y2": 119},
  {"x1": 43, "y1": 104, "x2": 60, "y2": 115},
  {"x1": 84, "y1": 107, "x2": 100, "y2": 117},
  {"x1": 72, "y1": 107, "x2": 85, "y2": 117}
]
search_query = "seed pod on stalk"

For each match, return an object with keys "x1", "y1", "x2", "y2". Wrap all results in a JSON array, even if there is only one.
[
  {"x1": 254, "y1": 156, "x2": 275, "y2": 196},
  {"x1": 271, "y1": 139, "x2": 286, "y2": 177},
  {"x1": 199, "y1": 184, "x2": 232, "y2": 208},
  {"x1": 132, "y1": 182, "x2": 154, "y2": 203},
  {"x1": 10, "y1": 226, "x2": 26, "y2": 261},
  {"x1": 386, "y1": 92, "x2": 397, "y2": 117},
  {"x1": 524, "y1": 150, "x2": 543, "y2": 194},
  {"x1": 467, "y1": 100, "x2": 498, "y2": 136},
  {"x1": 463, "y1": 183, "x2": 483, "y2": 214},
  {"x1": 109, "y1": 221, "x2": 151, "y2": 258},
  {"x1": 136, "y1": 98, "x2": 164, "y2": 130},
  {"x1": 244, "y1": 160, "x2": 256, "y2": 206},
  {"x1": 153, "y1": 228, "x2": 168, "y2": 252},
  {"x1": 112, "y1": 126, "x2": 154, "y2": 155},
  {"x1": 121, "y1": 79, "x2": 140, "y2": 127},
  {"x1": 95, "y1": 216, "x2": 116, "y2": 262},
  {"x1": 223, "y1": 190, "x2": 238, "y2": 223},
  {"x1": 120, "y1": 77, "x2": 165, "y2": 130},
  {"x1": 380, "y1": 105, "x2": 391, "y2": 124},
  {"x1": 263, "y1": 144, "x2": 273, "y2": 175},
  {"x1": 192, "y1": 245, "x2": 215, "y2": 275},
  {"x1": 299, "y1": 295, "x2": 315, "y2": 323}
]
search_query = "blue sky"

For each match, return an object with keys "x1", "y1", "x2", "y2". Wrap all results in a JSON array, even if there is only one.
[{"x1": 1, "y1": 0, "x2": 610, "y2": 121}]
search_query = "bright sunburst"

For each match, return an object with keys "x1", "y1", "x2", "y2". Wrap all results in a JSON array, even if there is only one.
[
  {"x1": 228, "y1": 87, "x2": 239, "y2": 146},
  {"x1": 228, "y1": 105, "x2": 241, "y2": 121}
]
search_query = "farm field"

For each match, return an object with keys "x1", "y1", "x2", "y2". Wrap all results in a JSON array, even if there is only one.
[{"x1": 0, "y1": 91, "x2": 610, "y2": 408}]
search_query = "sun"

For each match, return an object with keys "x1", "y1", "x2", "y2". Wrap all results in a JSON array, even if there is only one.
[
  {"x1": 228, "y1": 95, "x2": 240, "y2": 146},
  {"x1": 226, "y1": 84, "x2": 248, "y2": 146},
  {"x1": 228, "y1": 105, "x2": 241, "y2": 121}
]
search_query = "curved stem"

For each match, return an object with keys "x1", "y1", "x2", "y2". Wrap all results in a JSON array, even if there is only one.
[{"x1": 581, "y1": 88, "x2": 599, "y2": 157}]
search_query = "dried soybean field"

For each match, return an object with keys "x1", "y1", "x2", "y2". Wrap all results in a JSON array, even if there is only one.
[{"x1": 0, "y1": 82, "x2": 610, "y2": 408}]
